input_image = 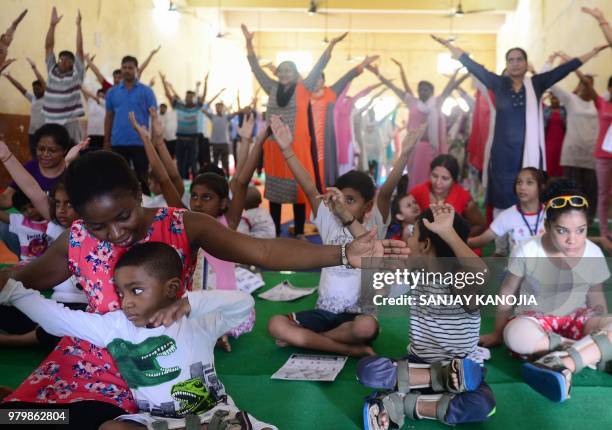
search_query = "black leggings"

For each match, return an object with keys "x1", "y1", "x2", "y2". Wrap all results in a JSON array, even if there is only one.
[
  {"x1": 0, "y1": 401, "x2": 126, "y2": 429},
  {"x1": 269, "y1": 202, "x2": 305, "y2": 236}
]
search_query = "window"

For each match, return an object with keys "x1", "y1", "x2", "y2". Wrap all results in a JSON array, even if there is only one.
[
  {"x1": 437, "y1": 52, "x2": 463, "y2": 75},
  {"x1": 276, "y1": 51, "x2": 313, "y2": 75}
]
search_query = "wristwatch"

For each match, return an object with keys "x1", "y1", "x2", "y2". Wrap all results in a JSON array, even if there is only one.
[{"x1": 341, "y1": 243, "x2": 353, "y2": 269}]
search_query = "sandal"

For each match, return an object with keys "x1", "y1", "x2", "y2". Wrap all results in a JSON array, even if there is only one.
[{"x1": 521, "y1": 351, "x2": 572, "y2": 402}]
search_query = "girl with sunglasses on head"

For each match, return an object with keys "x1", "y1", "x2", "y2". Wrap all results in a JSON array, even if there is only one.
[{"x1": 480, "y1": 179, "x2": 612, "y2": 403}]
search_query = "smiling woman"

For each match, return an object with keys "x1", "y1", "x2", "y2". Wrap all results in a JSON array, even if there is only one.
[{"x1": 0, "y1": 150, "x2": 407, "y2": 428}]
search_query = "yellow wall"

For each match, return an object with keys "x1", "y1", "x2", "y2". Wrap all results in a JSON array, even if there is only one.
[
  {"x1": 496, "y1": 0, "x2": 612, "y2": 94},
  {"x1": 253, "y1": 31, "x2": 497, "y2": 99},
  {"x1": 0, "y1": 0, "x2": 252, "y2": 115}
]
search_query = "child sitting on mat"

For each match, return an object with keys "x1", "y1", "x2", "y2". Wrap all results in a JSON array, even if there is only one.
[
  {"x1": 0, "y1": 242, "x2": 275, "y2": 430},
  {"x1": 357, "y1": 203, "x2": 496, "y2": 428},
  {"x1": 480, "y1": 179, "x2": 612, "y2": 403},
  {"x1": 267, "y1": 116, "x2": 423, "y2": 357}
]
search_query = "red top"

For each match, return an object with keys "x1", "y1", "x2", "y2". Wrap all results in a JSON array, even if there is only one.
[
  {"x1": 6, "y1": 208, "x2": 195, "y2": 412},
  {"x1": 544, "y1": 109, "x2": 565, "y2": 177},
  {"x1": 595, "y1": 96, "x2": 612, "y2": 159},
  {"x1": 409, "y1": 180, "x2": 472, "y2": 215},
  {"x1": 467, "y1": 89, "x2": 495, "y2": 172}
]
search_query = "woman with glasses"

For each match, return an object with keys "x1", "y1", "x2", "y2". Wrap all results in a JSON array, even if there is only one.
[
  {"x1": 480, "y1": 179, "x2": 612, "y2": 403},
  {"x1": 0, "y1": 124, "x2": 71, "y2": 257}
]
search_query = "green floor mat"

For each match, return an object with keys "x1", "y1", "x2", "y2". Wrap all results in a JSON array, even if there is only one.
[{"x1": 1, "y1": 271, "x2": 611, "y2": 429}]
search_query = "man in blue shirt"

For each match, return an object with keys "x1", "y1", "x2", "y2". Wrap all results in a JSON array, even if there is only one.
[{"x1": 104, "y1": 55, "x2": 157, "y2": 189}]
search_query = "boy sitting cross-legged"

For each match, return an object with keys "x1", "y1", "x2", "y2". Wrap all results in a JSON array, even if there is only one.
[
  {"x1": 267, "y1": 115, "x2": 424, "y2": 357},
  {"x1": 0, "y1": 242, "x2": 276, "y2": 430}
]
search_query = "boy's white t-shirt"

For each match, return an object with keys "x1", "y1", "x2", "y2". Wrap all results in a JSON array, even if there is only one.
[
  {"x1": 0, "y1": 280, "x2": 254, "y2": 418},
  {"x1": 489, "y1": 204, "x2": 545, "y2": 253},
  {"x1": 313, "y1": 202, "x2": 390, "y2": 313},
  {"x1": 8, "y1": 214, "x2": 49, "y2": 262},
  {"x1": 237, "y1": 207, "x2": 276, "y2": 239},
  {"x1": 46, "y1": 222, "x2": 87, "y2": 304},
  {"x1": 508, "y1": 236, "x2": 610, "y2": 316}
]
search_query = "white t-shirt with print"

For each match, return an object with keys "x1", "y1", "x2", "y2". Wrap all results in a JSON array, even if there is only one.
[
  {"x1": 508, "y1": 236, "x2": 610, "y2": 316},
  {"x1": 237, "y1": 207, "x2": 276, "y2": 239},
  {"x1": 45, "y1": 222, "x2": 87, "y2": 304},
  {"x1": 0, "y1": 281, "x2": 254, "y2": 419},
  {"x1": 490, "y1": 205, "x2": 545, "y2": 253},
  {"x1": 313, "y1": 202, "x2": 390, "y2": 313},
  {"x1": 8, "y1": 214, "x2": 49, "y2": 262}
]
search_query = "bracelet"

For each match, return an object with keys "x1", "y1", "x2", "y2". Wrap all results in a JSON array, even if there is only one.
[
  {"x1": 1, "y1": 153, "x2": 13, "y2": 163},
  {"x1": 340, "y1": 243, "x2": 353, "y2": 269},
  {"x1": 284, "y1": 153, "x2": 295, "y2": 161}
]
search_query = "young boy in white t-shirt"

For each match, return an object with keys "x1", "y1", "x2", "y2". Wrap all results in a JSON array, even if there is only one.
[
  {"x1": 266, "y1": 116, "x2": 423, "y2": 357},
  {"x1": 0, "y1": 242, "x2": 275, "y2": 430}
]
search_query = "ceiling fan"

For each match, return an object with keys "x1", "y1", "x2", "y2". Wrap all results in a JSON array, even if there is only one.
[
  {"x1": 445, "y1": 0, "x2": 494, "y2": 18},
  {"x1": 308, "y1": 1, "x2": 334, "y2": 16},
  {"x1": 215, "y1": 0, "x2": 229, "y2": 38}
]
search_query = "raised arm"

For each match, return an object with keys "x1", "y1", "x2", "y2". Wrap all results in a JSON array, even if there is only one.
[
  {"x1": 356, "y1": 87, "x2": 388, "y2": 116},
  {"x1": 330, "y1": 56, "x2": 378, "y2": 96},
  {"x1": 150, "y1": 108, "x2": 184, "y2": 197},
  {"x1": 377, "y1": 125, "x2": 426, "y2": 221},
  {"x1": 0, "y1": 141, "x2": 51, "y2": 219},
  {"x1": 431, "y1": 35, "x2": 499, "y2": 90},
  {"x1": 2, "y1": 72, "x2": 27, "y2": 96},
  {"x1": 129, "y1": 111, "x2": 184, "y2": 208},
  {"x1": 45, "y1": 7, "x2": 62, "y2": 58},
  {"x1": 226, "y1": 116, "x2": 266, "y2": 230},
  {"x1": 81, "y1": 87, "x2": 98, "y2": 103},
  {"x1": 303, "y1": 32, "x2": 348, "y2": 90},
  {"x1": 530, "y1": 46, "x2": 607, "y2": 94},
  {"x1": 270, "y1": 115, "x2": 321, "y2": 215},
  {"x1": 242, "y1": 24, "x2": 276, "y2": 93},
  {"x1": 26, "y1": 57, "x2": 46, "y2": 89},
  {"x1": 390, "y1": 58, "x2": 412, "y2": 95},
  {"x1": 583, "y1": 7, "x2": 612, "y2": 46},
  {"x1": 0, "y1": 9, "x2": 27, "y2": 67},
  {"x1": 138, "y1": 45, "x2": 160, "y2": 77},
  {"x1": 84, "y1": 54, "x2": 107, "y2": 87},
  {"x1": 206, "y1": 88, "x2": 225, "y2": 105},
  {"x1": 366, "y1": 63, "x2": 406, "y2": 101},
  {"x1": 75, "y1": 10, "x2": 83, "y2": 61},
  {"x1": 201, "y1": 72, "x2": 209, "y2": 101},
  {"x1": 159, "y1": 73, "x2": 176, "y2": 106},
  {"x1": 439, "y1": 68, "x2": 469, "y2": 101}
]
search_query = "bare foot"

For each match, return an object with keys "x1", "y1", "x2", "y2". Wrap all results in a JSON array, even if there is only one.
[
  {"x1": 349, "y1": 345, "x2": 376, "y2": 357},
  {"x1": 215, "y1": 335, "x2": 232, "y2": 352}
]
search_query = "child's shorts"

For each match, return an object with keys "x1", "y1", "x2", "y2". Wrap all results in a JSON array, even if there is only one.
[
  {"x1": 513, "y1": 307, "x2": 597, "y2": 340},
  {"x1": 289, "y1": 309, "x2": 377, "y2": 336}
]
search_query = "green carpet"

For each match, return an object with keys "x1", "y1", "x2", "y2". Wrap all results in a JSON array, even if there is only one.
[{"x1": 1, "y1": 271, "x2": 612, "y2": 429}]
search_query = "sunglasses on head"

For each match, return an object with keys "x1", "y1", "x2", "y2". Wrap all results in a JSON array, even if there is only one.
[{"x1": 545, "y1": 195, "x2": 589, "y2": 211}]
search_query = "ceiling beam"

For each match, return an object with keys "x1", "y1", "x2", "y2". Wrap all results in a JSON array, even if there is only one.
[
  {"x1": 186, "y1": 0, "x2": 517, "y2": 13},
  {"x1": 225, "y1": 10, "x2": 506, "y2": 34}
]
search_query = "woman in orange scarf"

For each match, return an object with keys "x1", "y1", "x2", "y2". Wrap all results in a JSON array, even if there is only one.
[{"x1": 242, "y1": 24, "x2": 346, "y2": 237}]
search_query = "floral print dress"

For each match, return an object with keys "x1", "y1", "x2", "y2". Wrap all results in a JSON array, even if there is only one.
[{"x1": 3, "y1": 208, "x2": 194, "y2": 412}]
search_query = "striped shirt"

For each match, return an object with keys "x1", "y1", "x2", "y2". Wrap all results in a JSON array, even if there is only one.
[
  {"x1": 408, "y1": 282, "x2": 481, "y2": 363},
  {"x1": 43, "y1": 53, "x2": 85, "y2": 124},
  {"x1": 173, "y1": 100, "x2": 202, "y2": 135}
]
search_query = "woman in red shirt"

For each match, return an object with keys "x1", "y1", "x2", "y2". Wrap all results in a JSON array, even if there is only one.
[{"x1": 409, "y1": 154, "x2": 486, "y2": 236}]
